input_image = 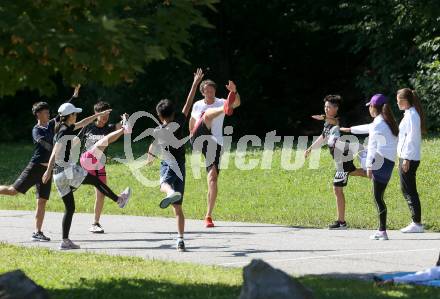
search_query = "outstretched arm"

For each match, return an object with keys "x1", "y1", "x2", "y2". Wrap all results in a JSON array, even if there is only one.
[
  {"x1": 304, "y1": 135, "x2": 325, "y2": 158},
  {"x1": 74, "y1": 109, "x2": 112, "y2": 130},
  {"x1": 182, "y1": 68, "x2": 204, "y2": 117},
  {"x1": 66, "y1": 84, "x2": 81, "y2": 103},
  {"x1": 53, "y1": 85, "x2": 81, "y2": 123}
]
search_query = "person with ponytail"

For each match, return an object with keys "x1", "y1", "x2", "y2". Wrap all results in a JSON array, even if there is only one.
[
  {"x1": 396, "y1": 88, "x2": 426, "y2": 233},
  {"x1": 42, "y1": 103, "x2": 132, "y2": 250},
  {"x1": 0, "y1": 85, "x2": 80, "y2": 242},
  {"x1": 341, "y1": 94, "x2": 398, "y2": 240}
]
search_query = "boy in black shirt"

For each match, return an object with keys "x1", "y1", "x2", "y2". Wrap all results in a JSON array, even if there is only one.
[
  {"x1": 304, "y1": 95, "x2": 366, "y2": 230},
  {"x1": 0, "y1": 85, "x2": 80, "y2": 242},
  {"x1": 146, "y1": 68, "x2": 204, "y2": 252}
]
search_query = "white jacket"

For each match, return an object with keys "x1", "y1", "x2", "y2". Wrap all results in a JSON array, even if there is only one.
[
  {"x1": 397, "y1": 107, "x2": 421, "y2": 161},
  {"x1": 351, "y1": 115, "x2": 397, "y2": 168}
]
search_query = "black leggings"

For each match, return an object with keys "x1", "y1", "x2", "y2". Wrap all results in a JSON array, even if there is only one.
[
  {"x1": 61, "y1": 173, "x2": 119, "y2": 239},
  {"x1": 398, "y1": 159, "x2": 421, "y2": 223},
  {"x1": 373, "y1": 180, "x2": 388, "y2": 231}
]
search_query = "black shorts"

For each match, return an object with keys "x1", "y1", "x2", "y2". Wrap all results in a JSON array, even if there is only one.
[
  {"x1": 333, "y1": 159, "x2": 356, "y2": 187},
  {"x1": 13, "y1": 162, "x2": 52, "y2": 200},
  {"x1": 190, "y1": 122, "x2": 223, "y2": 174}
]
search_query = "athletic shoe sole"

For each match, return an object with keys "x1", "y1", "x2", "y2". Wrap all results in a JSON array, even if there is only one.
[
  {"x1": 89, "y1": 229, "x2": 105, "y2": 234},
  {"x1": 59, "y1": 245, "x2": 81, "y2": 250},
  {"x1": 59, "y1": 247, "x2": 81, "y2": 250},
  {"x1": 31, "y1": 238, "x2": 50, "y2": 242},
  {"x1": 400, "y1": 227, "x2": 424, "y2": 233},
  {"x1": 159, "y1": 192, "x2": 182, "y2": 209},
  {"x1": 370, "y1": 236, "x2": 389, "y2": 241},
  {"x1": 328, "y1": 226, "x2": 348, "y2": 230}
]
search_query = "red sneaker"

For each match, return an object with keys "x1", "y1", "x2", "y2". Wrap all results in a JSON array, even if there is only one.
[
  {"x1": 223, "y1": 92, "x2": 236, "y2": 116},
  {"x1": 204, "y1": 216, "x2": 214, "y2": 228}
]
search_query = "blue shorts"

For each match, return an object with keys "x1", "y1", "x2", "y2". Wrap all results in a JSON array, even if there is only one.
[
  {"x1": 160, "y1": 161, "x2": 185, "y2": 205},
  {"x1": 372, "y1": 156, "x2": 395, "y2": 184}
]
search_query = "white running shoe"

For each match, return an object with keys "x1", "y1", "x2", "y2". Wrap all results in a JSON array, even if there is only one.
[
  {"x1": 117, "y1": 187, "x2": 132, "y2": 208},
  {"x1": 370, "y1": 230, "x2": 389, "y2": 240},
  {"x1": 400, "y1": 222, "x2": 424, "y2": 233},
  {"x1": 89, "y1": 223, "x2": 105, "y2": 234},
  {"x1": 159, "y1": 192, "x2": 182, "y2": 209},
  {"x1": 59, "y1": 239, "x2": 81, "y2": 250}
]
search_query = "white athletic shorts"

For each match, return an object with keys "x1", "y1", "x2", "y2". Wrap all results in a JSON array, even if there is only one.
[{"x1": 53, "y1": 164, "x2": 88, "y2": 197}]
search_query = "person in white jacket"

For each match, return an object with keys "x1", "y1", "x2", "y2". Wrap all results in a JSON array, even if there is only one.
[
  {"x1": 396, "y1": 88, "x2": 426, "y2": 233},
  {"x1": 341, "y1": 94, "x2": 399, "y2": 240}
]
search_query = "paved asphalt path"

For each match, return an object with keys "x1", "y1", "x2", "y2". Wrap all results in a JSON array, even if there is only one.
[{"x1": 1, "y1": 210, "x2": 439, "y2": 278}]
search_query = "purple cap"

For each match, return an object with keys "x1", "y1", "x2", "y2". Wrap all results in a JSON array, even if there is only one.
[{"x1": 366, "y1": 94, "x2": 388, "y2": 106}]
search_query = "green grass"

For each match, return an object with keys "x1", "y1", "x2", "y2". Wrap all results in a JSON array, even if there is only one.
[
  {"x1": 1, "y1": 243, "x2": 438, "y2": 299},
  {"x1": 1, "y1": 137, "x2": 440, "y2": 231}
]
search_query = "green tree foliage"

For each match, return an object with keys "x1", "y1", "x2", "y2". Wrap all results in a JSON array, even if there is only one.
[
  {"x1": 1, "y1": 0, "x2": 439, "y2": 141},
  {"x1": 337, "y1": 0, "x2": 440, "y2": 128},
  {"x1": 0, "y1": 0, "x2": 216, "y2": 96}
]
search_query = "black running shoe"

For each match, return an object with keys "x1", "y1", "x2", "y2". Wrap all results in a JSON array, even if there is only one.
[
  {"x1": 32, "y1": 231, "x2": 51, "y2": 242},
  {"x1": 328, "y1": 221, "x2": 347, "y2": 230},
  {"x1": 177, "y1": 240, "x2": 186, "y2": 252}
]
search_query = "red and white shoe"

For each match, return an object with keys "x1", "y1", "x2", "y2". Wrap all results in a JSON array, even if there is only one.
[
  {"x1": 223, "y1": 92, "x2": 236, "y2": 116},
  {"x1": 204, "y1": 216, "x2": 215, "y2": 228}
]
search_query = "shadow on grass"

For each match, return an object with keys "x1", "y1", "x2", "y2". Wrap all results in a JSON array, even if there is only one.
[{"x1": 48, "y1": 277, "x2": 241, "y2": 299}]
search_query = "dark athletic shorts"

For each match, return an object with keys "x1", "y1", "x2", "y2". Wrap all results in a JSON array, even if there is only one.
[
  {"x1": 333, "y1": 159, "x2": 356, "y2": 188},
  {"x1": 190, "y1": 121, "x2": 223, "y2": 174},
  {"x1": 13, "y1": 162, "x2": 52, "y2": 200},
  {"x1": 160, "y1": 161, "x2": 185, "y2": 205}
]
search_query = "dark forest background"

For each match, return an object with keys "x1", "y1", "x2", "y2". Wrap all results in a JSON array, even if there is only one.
[{"x1": 0, "y1": 0, "x2": 439, "y2": 141}]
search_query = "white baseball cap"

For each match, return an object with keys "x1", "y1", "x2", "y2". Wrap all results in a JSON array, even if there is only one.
[{"x1": 58, "y1": 103, "x2": 82, "y2": 116}]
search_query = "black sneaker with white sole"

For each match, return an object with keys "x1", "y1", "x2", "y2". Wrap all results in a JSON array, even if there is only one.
[
  {"x1": 31, "y1": 231, "x2": 51, "y2": 242},
  {"x1": 177, "y1": 239, "x2": 186, "y2": 252},
  {"x1": 328, "y1": 221, "x2": 347, "y2": 230}
]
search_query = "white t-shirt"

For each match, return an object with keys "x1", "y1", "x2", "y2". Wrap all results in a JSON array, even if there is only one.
[{"x1": 191, "y1": 97, "x2": 225, "y2": 146}]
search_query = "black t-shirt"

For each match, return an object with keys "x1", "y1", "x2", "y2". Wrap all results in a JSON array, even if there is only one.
[
  {"x1": 80, "y1": 122, "x2": 116, "y2": 154},
  {"x1": 321, "y1": 118, "x2": 351, "y2": 160},
  {"x1": 154, "y1": 112, "x2": 187, "y2": 164},
  {"x1": 30, "y1": 119, "x2": 56, "y2": 164},
  {"x1": 53, "y1": 124, "x2": 78, "y2": 173}
]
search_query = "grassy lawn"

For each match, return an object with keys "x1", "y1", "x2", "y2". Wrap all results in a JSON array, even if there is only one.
[
  {"x1": 0, "y1": 243, "x2": 438, "y2": 299},
  {"x1": 1, "y1": 137, "x2": 440, "y2": 231}
]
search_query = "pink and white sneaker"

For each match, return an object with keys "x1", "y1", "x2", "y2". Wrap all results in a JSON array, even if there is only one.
[
  {"x1": 370, "y1": 230, "x2": 389, "y2": 240},
  {"x1": 117, "y1": 187, "x2": 132, "y2": 208}
]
